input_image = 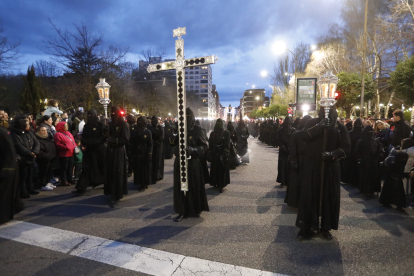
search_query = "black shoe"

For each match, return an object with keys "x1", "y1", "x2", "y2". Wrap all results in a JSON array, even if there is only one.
[
  {"x1": 297, "y1": 229, "x2": 315, "y2": 241},
  {"x1": 174, "y1": 214, "x2": 186, "y2": 222},
  {"x1": 320, "y1": 230, "x2": 333, "y2": 241},
  {"x1": 72, "y1": 190, "x2": 85, "y2": 196},
  {"x1": 29, "y1": 190, "x2": 39, "y2": 195}
]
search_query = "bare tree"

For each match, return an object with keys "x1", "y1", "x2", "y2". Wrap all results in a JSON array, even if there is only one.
[
  {"x1": 44, "y1": 19, "x2": 128, "y2": 109},
  {"x1": 0, "y1": 27, "x2": 21, "y2": 73},
  {"x1": 34, "y1": 59, "x2": 62, "y2": 77}
]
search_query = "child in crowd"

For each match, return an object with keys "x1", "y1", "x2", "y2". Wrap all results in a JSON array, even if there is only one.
[{"x1": 73, "y1": 138, "x2": 83, "y2": 183}]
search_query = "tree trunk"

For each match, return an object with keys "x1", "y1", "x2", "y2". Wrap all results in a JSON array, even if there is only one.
[
  {"x1": 411, "y1": 104, "x2": 414, "y2": 125},
  {"x1": 345, "y1": 107, "x2": 352, "y2": 119},
  {"x1": 385, "y1": 91, "x2": 395, "y2": 119}
]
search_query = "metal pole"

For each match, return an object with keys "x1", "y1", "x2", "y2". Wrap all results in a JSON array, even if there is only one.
[
  {"x1": 319, "y1": 106, "x2": 330, "y2": 230},
  {"x1": 360, "y1": 0, "x2": 369, "y2": 118}
]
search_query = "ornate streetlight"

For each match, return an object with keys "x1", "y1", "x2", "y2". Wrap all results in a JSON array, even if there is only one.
[
  {"x1": 95, "y1": 78, "x2": 111, "y2": 119},
  {"x1": 318, "y1": 71, "x2": 339, "y2": 119}
]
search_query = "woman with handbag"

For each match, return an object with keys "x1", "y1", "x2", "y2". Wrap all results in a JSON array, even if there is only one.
[{"x1": 54, "y1": 121, "x2": 76, "y2": 186}]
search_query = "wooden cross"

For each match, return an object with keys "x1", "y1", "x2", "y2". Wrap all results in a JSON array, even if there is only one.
[{"x1": 147, "y1": 26, "x2": 218, "y2": 193}]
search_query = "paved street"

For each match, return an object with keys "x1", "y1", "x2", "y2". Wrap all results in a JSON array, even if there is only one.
[{"x1": 1, "y1": 137, "x2": 414, "y2": 276}]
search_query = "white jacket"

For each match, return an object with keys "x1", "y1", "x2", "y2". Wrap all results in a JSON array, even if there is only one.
[{"x1": 44, "y1": 106, "x2": 63, "y2": 116}]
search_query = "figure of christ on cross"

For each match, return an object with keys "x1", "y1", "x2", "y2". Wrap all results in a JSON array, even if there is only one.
[{"x1": 147, "y1": 27, "x2": 218, "y2": 193}]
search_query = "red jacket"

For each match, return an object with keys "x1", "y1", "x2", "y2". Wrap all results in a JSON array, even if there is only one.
[{"x1": 54, "y1": 121, "x2": 76, "y2": 157}]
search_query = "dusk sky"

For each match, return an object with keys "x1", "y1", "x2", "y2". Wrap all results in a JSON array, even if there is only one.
[{"x1": 0, "y1": 0, "x2": 342, "y2": 107}]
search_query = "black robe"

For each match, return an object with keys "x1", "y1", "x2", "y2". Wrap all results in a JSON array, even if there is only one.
[
  {"x1": 355, "y1": 126, "x2": 382, "y2": 194},
  {"x1": 235, "y1": 123, "x2": 249, "y2": 163},
  {"x1": 173, "y1": 112, "x2": 209, "y2": 216},
  {"x1": 163, "y1": 122, "x2": 174, "y2": 159},
  {"x1": 379, "y1": 151, "x2": 408, "y2": 208},
  {"x1": 296, "y1": 116, "x2": 351, "y2": 231},
  {"x1": 148, "y1": 123, "x2": 164, "y2": 183},
  {"x1": 105, "y1": 116, "x2": 130, "y2": 201},
  {"x1": 346, "y1": 118, "x2": 363, "y2": 186},
  {"x1": 228, "y1": 124, "x2": 239, "y2": 170},
  {"x1": 76, "y1": 120, "x2": 107, "y2": 191},
  {"x1": 209, "y1": 129, "x2": 231, "y2": 189},
  {"x1": 130, "y1": 126, "x2": 152, "y2": 189},
  {"x1": 277, "y1": 118, "x2": 296, "y2": 186},
  {"x1": 0, "y1": 127, "x2": 23, "y2": 224}
]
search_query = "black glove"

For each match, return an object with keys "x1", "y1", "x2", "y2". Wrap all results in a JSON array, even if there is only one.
[
  {"x1": 107, "y1": 137, "x2": 117, "y2": 145},
  {"x1": 317, "y1": 118, "x2": 330, "y2": 129},
  {"x1": 321, "y1": 151, "x2": 335, "y2": 161},
  {"x1": 186, "y1": 146, "x2": 197, "y2": 156}
]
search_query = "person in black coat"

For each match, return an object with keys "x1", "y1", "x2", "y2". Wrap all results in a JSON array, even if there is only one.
[
  {"x1": 172, "y1": 108, "x2": 209, "y2": 222},
  {"x1": 227, "y1": 121, "x2": 239, "y2": 169},
  {"x1": 75, "y1": 109, "x2": 107, "y2": 195},
  {"x1": 296, "y1": 107, "x2": 351, "y2": 240},
  {"x1": 130, "y1": 116, "x2": 153, "y2": 191},
  {"x1": 148, "y1": 116, "x2": 164, "y2": 183},
  {"x1": 285, "y1": 115, "x2": 311, "y2": 208},
  {"x1": 235, "y1": 120, "x2": 250, "y2": 163},
  {"x1": 35, "y1": 126, "x2": 57, "y2": 191},
  {"x1": 390, "y1": 109, "x2": 411, "y2": 148},
  {"x1": 163, "y1": 120, "x2": 174, "y2": 160},
  {"x1": 276, "y1": 116, "x2": 296, "y2": 187},
  {"x1": 0, "y1": 127, "x2": 24, "y2": 224},
  {"x1": 209, "y1": 119, "x2": 231, "y2": 193},
  {"x1": 380, "y1": 142, "x2": 410, "y2": 210},
  {"x1": 195, "y1": 120, "x2": 210, "y2": 184},
  {"x1": 105, "y1": 107, "x2": 130, "y2": 204},
  {"x1": 126, "y1": 114, "x2": 136, "y2": 177},
  {"x1": 10, "y1": 118, "x2": 40, "y2": 198},
  {"x1": 355, "y1": 126, "x2": 382, "y2": 196},
  {"x1": 346, "y1": 118, "x2": 363, "y2": 186},
  {"x1": 345, "y1": 121, "x2": 353, "y2": 132}
]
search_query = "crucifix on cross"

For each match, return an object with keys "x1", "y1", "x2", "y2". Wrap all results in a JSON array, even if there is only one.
[{"x1": 147, "y1": 26, "x2": 218, "y2": 193}]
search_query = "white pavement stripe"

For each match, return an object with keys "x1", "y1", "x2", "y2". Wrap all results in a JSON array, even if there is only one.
[{"x1": 0, "y1": 221, "x2": 287, "y2": 276}]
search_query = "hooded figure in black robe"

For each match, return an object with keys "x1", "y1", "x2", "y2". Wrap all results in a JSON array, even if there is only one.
[
  {"x1": 292, "y1": 117, "x2": 300, "y2": 130},
  {"x1": 380, "y1": 145, "x2": 409, "y2": 209},
  {"x1": 195, "y1": 120, "x2": 210, "y2": 184},
  {"x1": 104, "y1": 107, "x2": 130, "y2": 203},
  {"x1": 346, "y1": 118, "x2": 363, "y2": 186},
  {"x1": 163, "y1": 120, "x2": 174, "y2": 159},
  {"x1": 277, "y1": 116, "x2": 296, "y2": 187},
  {"x1": 75, "y1": 109, "x2": 107, "y2": 194},
  {"x1": 340, "y1": 121, "x2": 353, "y2": 183},
  {"x1": 272, "y1": 119, "x2": 280, "y2": 147},
  {"x1": 236, "y1": 120, "x2": 249, "y2": 163},
  {"x1": 296, "y1": 107, "x2": 351, "y2": 240},
  {"x1": 126, "y1": 114, "x2": 136, "y2": 177},
  {"x1": 173, "y1": 108, "x2": 209, "y2": 222},
  {"x1": 209, "y1": 119, "x2": 231, "y2": 192},
  {"x1": 227, "y1": 121, "x2": 239, "y2": 169},
  {"x1": 0, "y1": 127, "x2": 24, "y2": 224},
  {"x1": 355, "y1": 126, "x2": 382, "y2": 195},
  {"x1": 148, "y1": 116, "x2": 164, "y2": 183},
  {"x1": 131, "y1": 116, "x2": 152, "y2": 191},
  {"x1": 285, "y1": 115, "x2": 312, "y2": 208}
]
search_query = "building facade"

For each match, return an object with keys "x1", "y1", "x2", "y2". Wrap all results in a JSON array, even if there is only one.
[
  {"x1": 184, "y1": 65, "x2": 216, "y2": 118},
  {"x1": 240, "y1": 88, "x2": 266, "y2": 118}
]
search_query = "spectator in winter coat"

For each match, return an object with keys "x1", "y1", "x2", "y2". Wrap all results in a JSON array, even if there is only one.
[
  {"x1": 375, "y1": 120, "x2": 391, "y2": 150},
  {"x1": 39, "y1": 115, "x2": 56, "y2": 139},
  {"x1": 71, "y1": 111, "x2": 84, "y2": 137},
  {"x1": 390, "y1": 109, "x2": 411, "y2": 148},
  {"x1": 35, "y1": 126, "x2": 57, "y2": 191},
  {"x1": 10, "y1": 118, "x2": 40, "y2": 198},
  {"x1": 54, "y1": 121, "x2": 76, "y2": 186},
  {"x1": 43, "y1": 99, "x2": 63, "y2": 117},
  {"x1": 0, "y1": 110, "x2": 9, "y2": 129}
]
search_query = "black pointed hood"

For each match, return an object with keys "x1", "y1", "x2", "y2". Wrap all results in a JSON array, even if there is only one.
[
  {"x1": 186, "y1": 107, "x2": 195, "y2": 130},
  {"x1": 87, "y1": 109, "x2": 99, "y2": 125}
]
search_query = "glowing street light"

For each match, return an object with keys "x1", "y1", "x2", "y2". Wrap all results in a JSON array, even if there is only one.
[
  {"x1": 261, "y1": 70, "x2": 267, "y2": 77},
  {"x1": 255, "y1": 96, "x2": 260, "y2": 100},
  {"x1": 272, "y1": 41, "x2": 287, "y2": 55},
  {"x1": 311, "y1": 45, "x2": 317, "y2": 50},
  {"x1": 252, "y1": 85, "x2": 256, "y2": 88}
]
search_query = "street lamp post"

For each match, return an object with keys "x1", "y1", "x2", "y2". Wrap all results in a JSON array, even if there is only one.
[{"x1": 96, "y1": 78, "x2": 111, "y2": 120}]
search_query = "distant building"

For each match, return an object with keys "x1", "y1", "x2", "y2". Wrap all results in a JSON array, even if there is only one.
[
  {"x1": 240, "y1": 88, "x2": 266, "y2": 118},
  {"x1": 184, "y1": 65, "x2": 216, "y2": 118}
]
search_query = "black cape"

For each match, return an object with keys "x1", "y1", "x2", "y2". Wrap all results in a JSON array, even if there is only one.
[
  {"x1": 130, "y1": 124, "x2": 152, "y2": 189},
  {"x1": 209, "y1": 126, "x2": 230, "y2": 189},
  {"x1": 148, "y1": 122, "x2": 164, "y2": 183},
  {"x1": 296, "y1": 114, "x2": 351, "y2": 231}
]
